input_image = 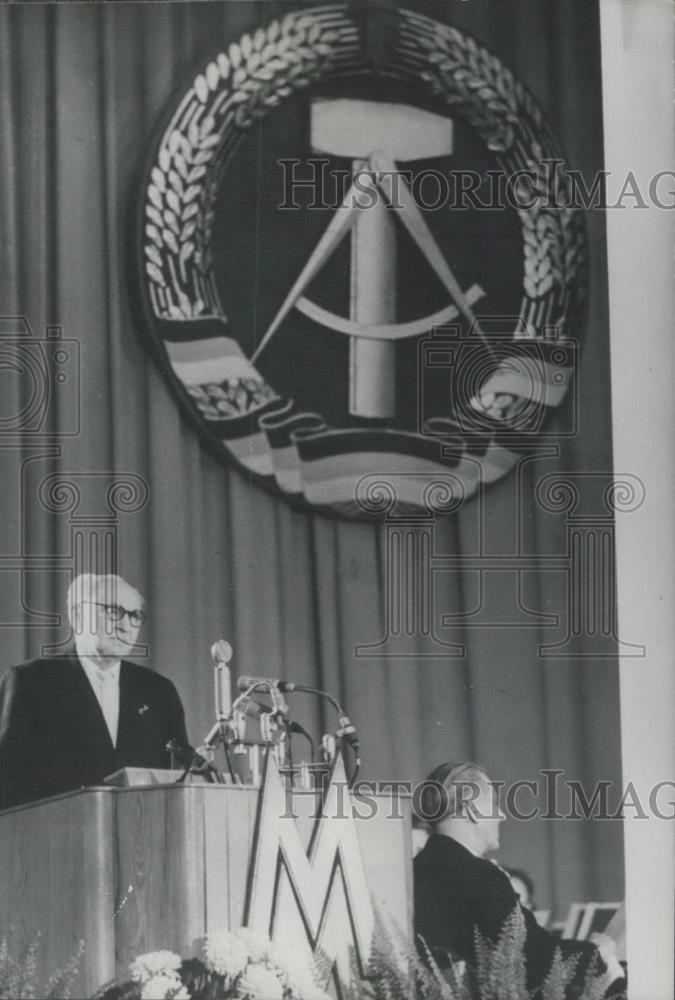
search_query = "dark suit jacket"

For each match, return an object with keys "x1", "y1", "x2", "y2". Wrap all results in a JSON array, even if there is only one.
[
  {"x1": 414, "y1": 833, "x2": 607, "y2": 994},
  {"x1": 0, "y1": 652, "x2": 188, "y2": 810}
]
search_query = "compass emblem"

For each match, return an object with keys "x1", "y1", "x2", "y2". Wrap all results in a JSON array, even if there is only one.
[{"x1": 137, "y1": 5, "x2": 586, "y2": 518}]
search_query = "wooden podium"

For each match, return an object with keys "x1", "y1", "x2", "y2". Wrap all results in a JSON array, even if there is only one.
[{"x1": 0, "y1": 781, "x2": 413, "y2": 997}]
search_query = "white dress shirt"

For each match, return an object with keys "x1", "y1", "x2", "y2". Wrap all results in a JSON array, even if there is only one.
[{"x1": 76, "y1": 644, "x2": 121, "y2": 747}]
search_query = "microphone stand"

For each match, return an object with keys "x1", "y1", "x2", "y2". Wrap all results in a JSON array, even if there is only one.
[
  {"x1": 201, "y1": 641, "x2": 239, "y2": 783},
  {"x1": 280, "y1": 684, "x2": 362, "y2": 787}
]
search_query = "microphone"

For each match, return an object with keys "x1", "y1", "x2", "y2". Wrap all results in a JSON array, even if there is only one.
[
  {"x1": 211, "y1": 639, "x2": 233, "y2": 664},
  {"x1": 166, "y1": 737, "x2": 211, "y2": 773},
  {"x1": 244, "y1": 699, "x2": 309, "y2": 740},
  {"x1": 237, "y1": 675, "x2": 286, "y2": 692},
  {"x1": 237, "y1": 675, "x2": 313, "y2": 695},
  {"x1": 337, "y1": 714, "x2": 360, "y2": 754},
  {"x1": 211, "y1": 639, "x2": 234, "y2": 718},
  {"x1": 235, "y1": 676, "x2": 290, "y2": 716},
  {"x1": 237, "y1": 677, "x2": 359, "y2": 761},
  {"x1": 244, "y1": 700, "x2": 272, "y2": 721}
]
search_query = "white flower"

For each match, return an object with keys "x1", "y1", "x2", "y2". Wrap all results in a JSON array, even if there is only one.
[
  {"x1": 286, "y1": 971, "x2": 330, "y2": 1000},
  {"x1": 236, "y1": 962, "x2": 285, "y2": 1000},
  {"x1": 204, "y1": 929, "x2": 249, "y2": 979},
  {"x1": 286, "y1": 971, "x2": 331, "y2": 1000},
  {"x1": 267, "y1": 943, "x2": 322, "y2": 999},
  {"x1": 130, "y1": 951, "x2": 182, "y2": 983},
  {"x1": 234, "y1": 927, "x2": 274, "y2": 963},
  {"x1": 139, "y1": 971, "x2": 189, "y2": 1000}
]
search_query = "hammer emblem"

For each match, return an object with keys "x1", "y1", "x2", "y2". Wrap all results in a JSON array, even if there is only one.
[{"x1": 252, "y1": 99, "x2": 485, "y2": 419}]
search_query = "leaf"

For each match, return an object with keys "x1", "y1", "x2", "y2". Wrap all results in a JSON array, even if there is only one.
[
  {"x1": 180, "y1": 242, "x2": 195, "y2": 266},
  {"x1": 200, "y1": 115, "x2": 215, "y2": 138},
  {"x1": 158, "y1": 146, "x2": 170, "y2": 173},
  {"x1": 181, "y1": 202, "x2": 199, "y2": 222},
  {"x1": 147, "y1": 184, "x2": 163, "y2": 210},
  {"x1": 145, "y1": 223, "x2": 162, "y2": 247},
  {"x1": 194, "y1": 74, "x2": 209, "y2": 103},
  {"x1": 146, "y1": 205, "x2": 163, "y2": 228},
  {"x1": 229, "y1": 42, "x2": 240, "y2": 68},
  {"x1": 162, "y1": 228, "x2": 179, "y2": 254},
  {"x1": 151, "y1": 166, "x2": 166, "y2": 193},
  {"x1": 217, "y1": 53, "x2": 230, "y2": 79},
  {"x1": 168, "y1": 169, "x2": 183, "y2": 195},
  {"x1": 166, "y1": 190, "x2": 181, "y2": 215},
  {"x1": 206, "y1": 61, "x2": 220, "y2": 91},
  {"x1": 145, "y1": 244, "x2": 163, "y2": 268},
  {"x1": 146, "y1": 262, "x2": 165, "y2": 286},
  {"x1": 174, "y1": 153, "x2": 189, "y2": 181},
  {"x1": 164, "y1": 209, "x2": 180, "y2": 235},
  {"x1": 267, "y1": 57, "x2": 289, "y2": 73}
]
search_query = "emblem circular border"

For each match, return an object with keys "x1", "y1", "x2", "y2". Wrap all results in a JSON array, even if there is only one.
[{"x1": 137, "y1": 4, "x2": 587, "y2": 518}]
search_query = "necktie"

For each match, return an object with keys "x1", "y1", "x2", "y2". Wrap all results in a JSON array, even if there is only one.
[{"x1": 97, "y1": 669, "x2": 119, "y2": 747}]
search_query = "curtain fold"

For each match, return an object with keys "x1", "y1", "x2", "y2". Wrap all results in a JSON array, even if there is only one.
[{"x1": 0, "y1": 0, "x2": 622, "y2": 920}]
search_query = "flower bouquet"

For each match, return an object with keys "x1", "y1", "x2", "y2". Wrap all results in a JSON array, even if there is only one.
[{"x1": 97, "y1": 928, "x2": 332, "y2": 1000}]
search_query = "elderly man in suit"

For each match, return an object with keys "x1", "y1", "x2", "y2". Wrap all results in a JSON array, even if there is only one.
[
  {"x1": 414, "y1": 760, "x2": 625, "y2": 996},
  {"x1": 0, "y1": 573, "x2": 188, "y2": 810}
]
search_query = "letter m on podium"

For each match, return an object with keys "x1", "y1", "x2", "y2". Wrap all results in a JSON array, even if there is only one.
[{"x1": 244, "y1": 754, "x2": 374, "y2": 990}]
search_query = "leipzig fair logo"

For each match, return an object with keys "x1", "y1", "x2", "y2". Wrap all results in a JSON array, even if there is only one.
[{"x1": 136, "y1": 4, "x2": 586, "y2": 519}]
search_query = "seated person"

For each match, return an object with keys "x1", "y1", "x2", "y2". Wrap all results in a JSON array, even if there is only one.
[
  {"x1": 413, "y1": 760, "x2": 624, "y2": 996},
  {"x1": 0, "y1": 573, "x2": 188, "y2": 810},
  {"x1": 412, "y1": 812, "x2": 431, "y2": 858}
]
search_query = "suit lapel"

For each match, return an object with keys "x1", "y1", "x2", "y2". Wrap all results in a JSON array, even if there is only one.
[
  {"x1": 66, "y1": 654, "x2": 116, "y2": 756},
  {"x1": 117, "y1": 661, "x2": 147, "y2": 753}
]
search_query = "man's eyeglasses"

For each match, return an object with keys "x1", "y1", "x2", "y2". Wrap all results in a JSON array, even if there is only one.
[{"x1": 81, "y1": 601, "x2": 146, "y2": 628}]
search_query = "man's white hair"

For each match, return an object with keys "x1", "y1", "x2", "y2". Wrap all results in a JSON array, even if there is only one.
[{"x1": 66, "y1": 574, "x2": 144, "y2": 621}]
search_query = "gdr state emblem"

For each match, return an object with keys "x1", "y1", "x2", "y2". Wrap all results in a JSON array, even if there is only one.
[{"x1": 137, "y1": 4, "x2": 586, "y2": 518}]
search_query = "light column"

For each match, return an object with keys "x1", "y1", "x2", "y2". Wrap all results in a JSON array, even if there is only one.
[{"x1": 600, "y1": 3, "x2": 675, "y2": 998}]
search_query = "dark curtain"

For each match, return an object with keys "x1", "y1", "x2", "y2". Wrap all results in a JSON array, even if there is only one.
[{"x1": 0, "y1": 0, "x2": 622, "y2": 918}]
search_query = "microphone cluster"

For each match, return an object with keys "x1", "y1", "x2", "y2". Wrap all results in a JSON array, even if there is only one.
[{"x1": 196, "y1": 646, "x2": 361, "y2": 785}]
